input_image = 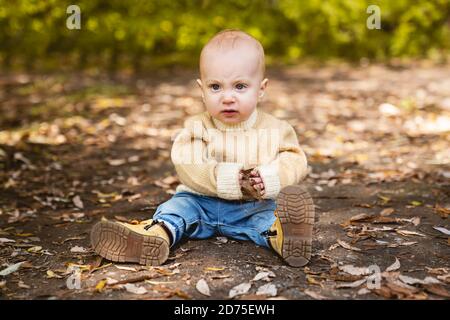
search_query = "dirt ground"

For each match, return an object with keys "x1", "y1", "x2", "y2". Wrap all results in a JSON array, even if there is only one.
[{"x1": 0, "y1": 62, "x2": 449, "y2": 300}]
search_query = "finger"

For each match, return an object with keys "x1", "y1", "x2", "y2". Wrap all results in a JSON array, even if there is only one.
[
  {"x1": 253, "y1": 183, "x2": 265, "y2": 191},
  {"x1": 250, "y1": 169, "x2": 259, "y2": 176},
  {"x1": 259, "y1": 189, "x2": 266, "y2": 196},
  {"x1": 250, "y1": 177, "x2": 262, "y2": 185}
]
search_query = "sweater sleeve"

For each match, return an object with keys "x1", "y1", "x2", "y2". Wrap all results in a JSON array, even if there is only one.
[
  {"x1": 171, "y1": 118, "x2": 244, "y2": 200},
  {"x1": 257, "y1": 122, "x2": 308, "y2": 199}
]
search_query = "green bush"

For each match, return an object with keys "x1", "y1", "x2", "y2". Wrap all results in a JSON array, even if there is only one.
[{"x1": 0, "y1": 0, "x2": 449, "y2": 71}]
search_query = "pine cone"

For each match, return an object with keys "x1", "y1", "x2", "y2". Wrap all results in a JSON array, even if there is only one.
[{"x1": 240, "y1": 168, "x2": 263, "y2": 200}]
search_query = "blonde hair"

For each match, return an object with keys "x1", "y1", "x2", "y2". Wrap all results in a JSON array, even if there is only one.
[{"x1": 199, "y1": 29, "x2": 265, "y2": 77}]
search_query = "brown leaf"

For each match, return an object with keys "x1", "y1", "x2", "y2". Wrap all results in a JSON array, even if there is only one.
[
  {"x1": 385, "y1": 258, "x2": 401, "y2": 272},
  {"x1": 380, "y1": 208, "x2": 394, "y2": 216},
  {"x1": 423, "y1": 284, "x2": 450, "y2": 298},
  {"x1": 396, "y1": 230, "x2": 426, "y2": 237},
  {"x1": 304, "y1": 289, "x2": 327, "y2": 300},
  {"x1": 434, "y1": 204, "x2": 449, "y2": 219},
  {"x1": 114, "y1": 270, "x2": 159, "y2": 284},
  {"x1": 337, "y1": 239, "x2": 362, "y2": 251}
]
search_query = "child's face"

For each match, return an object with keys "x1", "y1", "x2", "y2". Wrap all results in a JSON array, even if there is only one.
[{"x1": 197, "y1": 46, "x2": 268, "y2": 124}]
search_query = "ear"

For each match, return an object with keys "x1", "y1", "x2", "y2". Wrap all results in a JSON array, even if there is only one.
[
  {"x1": 258, "y1": 78, "x2": 269, "y2": 100},
  {"x1": 196, "y1": 79, "x2": 205, "y2": 102}
]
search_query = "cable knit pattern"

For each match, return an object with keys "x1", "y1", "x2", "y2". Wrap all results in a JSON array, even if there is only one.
[
  {"x1": 171, "y1": 108, "x2": 308, "y2": 200},
  {"x1": 257, "y1": 163, "x2": 281, "y2": 199},
  {"x1": 216, "y1": 162, "x2": 244, "y2": 199}
]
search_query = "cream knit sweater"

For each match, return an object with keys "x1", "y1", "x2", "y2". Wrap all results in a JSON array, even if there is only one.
[{"x1": 171, "y1": 109, "x2": 308, "y2": 200}]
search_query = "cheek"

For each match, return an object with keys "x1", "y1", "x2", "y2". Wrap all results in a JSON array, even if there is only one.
[
  {"x1": 239, "y1": 91, "x2": 259, "y2": 107},
  {"x1": 203, "y1": 94, "x2": 220, "y2": 110}
]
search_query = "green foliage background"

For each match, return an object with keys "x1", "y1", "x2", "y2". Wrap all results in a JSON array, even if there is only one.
[{"x1": 0, "y1": 0, "x2": 449, "y2": 71}]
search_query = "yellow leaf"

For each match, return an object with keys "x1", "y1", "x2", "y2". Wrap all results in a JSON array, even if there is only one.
[
  {"x1": 47, "y1": 270, "x2": 62, "y2": 279},
  {"x1": 410, "y1": 201, "x2": 422, "y2": 207},
  {"x1": 27, "y1": 246, "x2": 42, "y2": 253},
  {"x1": 205, "y1": 267, "x2": 225, "y2": 272},
  {"x1": 306, "y1": 275, "x2": 322, "y2": 285},
  {"x1": 67, "y1": 263, "x2": 91, "y2": 272},
  {"x1": 95, "y1": 279, "x2": 107, "y2": 292},
  {"x1": 377, "y1": 195, "x2": 391, "y2": 203}
]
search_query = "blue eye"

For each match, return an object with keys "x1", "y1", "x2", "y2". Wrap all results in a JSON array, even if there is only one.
[
  {"x1": 210, "y1": 84, "x2": 220, "y2": 91},
  {"x1": 235, "y1": 83, "x2": 246, "y2": 90}
]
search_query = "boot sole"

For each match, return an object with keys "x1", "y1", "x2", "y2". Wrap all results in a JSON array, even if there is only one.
[
  {"x1": 276, "y1": 185, "x2": 315, "y2": 267},
  {"x1": 90, "y1": 220, "x2": 169, "y2": 266}
]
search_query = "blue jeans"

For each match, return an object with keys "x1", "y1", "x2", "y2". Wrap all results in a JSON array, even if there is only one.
[{"x1": 152, "y1": 192, "x2": 277, "y2": 248}]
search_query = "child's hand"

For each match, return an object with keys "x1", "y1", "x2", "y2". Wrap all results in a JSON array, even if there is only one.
[
  {"x1": 249, "y1": 169, "x2": 265, "y2": 196},
  {"x1": 240, "y1": 168, "x2": 264, "y2": 199}
]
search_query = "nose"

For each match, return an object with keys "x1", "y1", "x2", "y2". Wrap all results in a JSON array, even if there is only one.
[{"x1": 222, "y1": 91, "x2": 235, "y2": 105}]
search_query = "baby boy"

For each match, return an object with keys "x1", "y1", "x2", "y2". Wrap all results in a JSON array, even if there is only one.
[{"x1": 91, "y1": 30, "x2": 315, "y2": 267}]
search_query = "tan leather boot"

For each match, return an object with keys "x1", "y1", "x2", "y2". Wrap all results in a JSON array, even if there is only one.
[
  {"x1": 268, "y1": 185, "x2": 315, "y2": 267},
  {"x1": 90, "y1": 217, "x2": 171, "y2": 266}
]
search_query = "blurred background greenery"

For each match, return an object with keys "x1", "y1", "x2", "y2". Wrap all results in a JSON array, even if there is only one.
[{"x1": 0, "y1": 0, "x2": 449, "y2": 72}]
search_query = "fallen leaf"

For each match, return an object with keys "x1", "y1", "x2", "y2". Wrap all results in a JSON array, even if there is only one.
[
  {"x1": 398, "y1": 241, "x2": 418, "y2": 246},
  {"x1": 46, "y1": 270, "x2": 63, "y2": 279},
  {"x1": 349, "y1": 213, "x2": 371, "y2": 222},
  {"x1": 229, "y1": 282, "x2": 252, "y2": 299},
  {"x1": 61, "y1": 236, "x2": 86, "y2": 243},
  {"x1": 399, "y1": 275, "x2": 441, "y2": 285},
  {"x1": 115, "y1": 265, "x2": 137, "y2": 272},
  {"x1": 27, "y1": 246, "x2": 42, "y2": 253},
  {"x1": 411, "y1": 217, "x2": 421, "y2": 226},
  {"x1": 113, "y1": 270, "x2": 159, "y2": 284},
  {"x1": 304, "y1": 289, "x2": 327, "y2": 300},
  {"x1": 0, "y1": 238, "x2": 15, "y2": 243},
  {"x1": 70, "y1": 246, "x2": 88, "y2": 253},
  {"x1": 339, "y1": 265, "x2": 371, "y2": 276},
  {"x1": 161, "y1": 176, "x2": 178, "y2": 185},
  {"x1": 211, "y1": 274, "x2": 231, "y2": 280},
  {"x1": 434, "y1": 204, "x2": 449, "y2": 218},
  {"x1": 380, "y1": 208, "x2": 395, "y2": 216},
  {"x1": 154, "y1": 267, "x2": 176, "y2": 276},
  {"x1": 72, "y1": 195, "x2": 84, "y2": 209},
  {"x1": 377, "y1": 195, "x2": 391, "y2": 204},
  {"x1": 336, "y1": 278, "x2": 367, "y2": 288},
  {"x1": 18, "y1": 280, "x2": 30, "y2": 289},
  {"x1": 205, "y1": 267, "x2": 225, "y2": 272},
  {"x1": 95, "y1": 279, "x2": 107, "y2": 292},
  {"x1": 0, "y1": 261, "x2": 27, "y2": 276},
  {"x1": 106, "y1": 277, "x2": 119, "y2": 285},
  {"x1": 306, "y1": 275, "x2": 322, "y2": 285},
  {"x1": 256, "y1": 283, "x2": 277, "y2": 297},
  {"x1": 425, "y1": 267, "x2": 449, "y2": 275},
  {"x1": 396, "y1": 230, "x2": 426, "y2": 237},
  {"x1": 215, "y1": 236, "x2": 228, "y2": 244},
  {"x1": 433, "y1": 226, "x2": 450, "y2": 236},
  {"x1": 123, "y1": 283, "x2": 147, "y2": 295},
  {"x1": 252, "y1": 271, "x2": 276, "y2": 282},
  {"x1": 423, "y1": 284, "x2": 450, "y2": 298},
  {"x1": 145, "y1": 281, "x2": 178, "y2": 287},
  {"x1": 385, "y1": 258, "x2": 401, "y2": 272},
  {"x1": 337, "y1": 239, "x2": 362, "y2": 251},
  {"x1": 196, "y1": 279, "x2": 211, "y2": 296},
  {"x1": 357, "y1": 288, "x2": 371, "y2": 295},
  {"x1": 107, "y1": 159, "x2": 127, "y2": 166}
]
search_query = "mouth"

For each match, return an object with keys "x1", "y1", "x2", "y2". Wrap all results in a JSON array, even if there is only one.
[{"x1": 220, "y1": 109, "x2": 239, "y2": 116}]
